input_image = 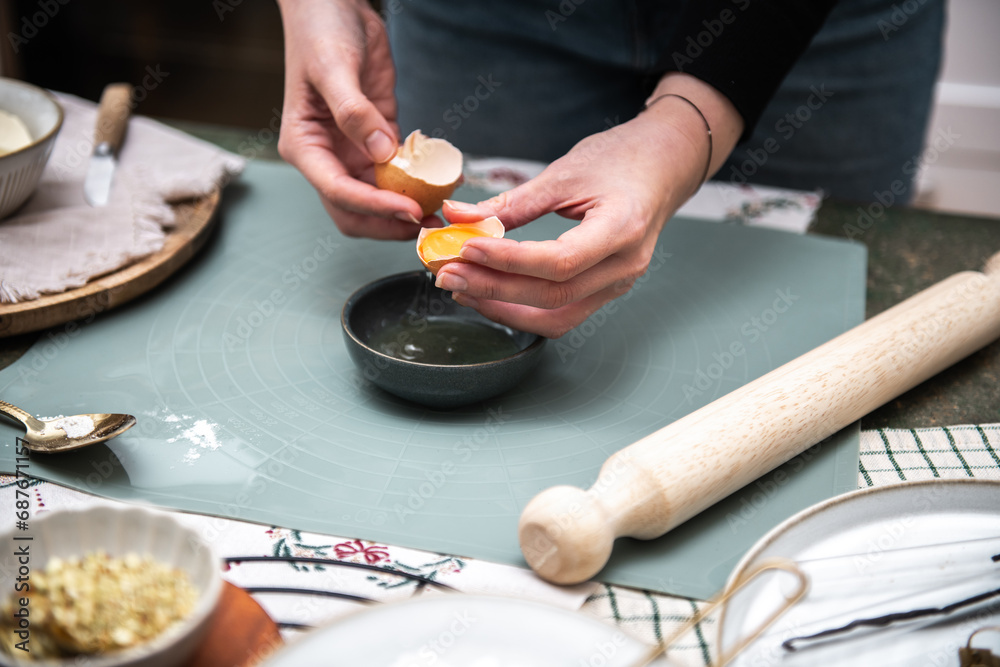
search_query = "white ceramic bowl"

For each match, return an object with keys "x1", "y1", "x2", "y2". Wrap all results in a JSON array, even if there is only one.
[
  {"x1": 0, "y1": 77, "x2": 62, "y2": 219},
  {"x1": 0, "y1": 505, "x2": 223, "y2": 667}
]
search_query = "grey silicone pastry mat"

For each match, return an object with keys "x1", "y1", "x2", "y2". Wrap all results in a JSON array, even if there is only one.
[{"x1": 0, "y1": 161, "x2": 866, "y2": 599}]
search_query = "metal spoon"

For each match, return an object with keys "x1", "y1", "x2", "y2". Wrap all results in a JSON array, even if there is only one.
[{"x1": 0, "y1": 400, "x2": 136, "y2": 453}]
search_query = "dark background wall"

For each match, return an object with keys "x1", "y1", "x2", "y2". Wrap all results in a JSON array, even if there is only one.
[{"x1": 1, "y1": 0, "x2": 286, "y2": 129}]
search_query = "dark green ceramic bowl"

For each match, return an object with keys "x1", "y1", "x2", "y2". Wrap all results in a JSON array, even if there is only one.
[{"x1": 341, "y1": 271, "x2": 547, "y2": 409}]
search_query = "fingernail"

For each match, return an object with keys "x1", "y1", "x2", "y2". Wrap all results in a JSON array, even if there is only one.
[
  {"x1": 453, "y1": 293, "x2": 479, "y2": 309},
  {"x1": 395, "y1": 211, "x2": 422, "y2": 224},
  {"x1": 459, "y1": 246, "x2": 487, "y2": 264},
  {"x1": 366, "y1": 130, "x2": 396, "y2": 163},
  {"x1": 444, "y1": 199, "x2": 475, "y2": 212},
  {"x1": 435, "y1": 272, "x2": 468, "y2": 292}
]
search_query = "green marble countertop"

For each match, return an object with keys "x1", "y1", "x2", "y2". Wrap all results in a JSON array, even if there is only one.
[
  {"x1": 2, "y1": 121, "x2": 998, "y2": 429},
  {"x1": 810, "y1": 201, "x2": 1000, "y2": 428}
]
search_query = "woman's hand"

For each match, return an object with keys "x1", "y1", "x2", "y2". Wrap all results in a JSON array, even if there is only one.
[
  {"x1": 434, "y1": 74, "x2": 744, "y2": 338},
  {"x1": 276, "y1": 0, "x2": 428, "y2": 240}
]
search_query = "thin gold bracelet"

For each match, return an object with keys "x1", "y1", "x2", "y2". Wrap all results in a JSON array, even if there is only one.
[{"x1": 642, "y1": 93, "x2": 713, "y2": 186}]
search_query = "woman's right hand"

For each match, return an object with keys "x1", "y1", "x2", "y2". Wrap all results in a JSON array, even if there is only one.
[{"x1": 276, "y1": 0, "x2": 429, "y2": 239}]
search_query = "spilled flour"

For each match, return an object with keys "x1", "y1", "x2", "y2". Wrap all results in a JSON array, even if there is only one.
[
  {"x1": 166, "y1": 418, "x2": 221, "y2": 463},
  {"x1": 53, "y1": 415, "x2": 95, "y2": 438}
]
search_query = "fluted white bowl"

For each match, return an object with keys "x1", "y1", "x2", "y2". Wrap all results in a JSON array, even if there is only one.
[
  {"x1": 0, "y1": 78, "x2": 62, "y2": 220},
  {"x1": 0, "y1": 505, "x2": 223, "y2": 667}
]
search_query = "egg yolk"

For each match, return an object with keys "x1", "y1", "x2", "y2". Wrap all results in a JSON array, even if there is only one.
[{"x1": 419, "y1": 226, "x2": 493, "y2": 261}]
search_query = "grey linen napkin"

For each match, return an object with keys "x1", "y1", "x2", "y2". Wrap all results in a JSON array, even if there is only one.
[{"x1": 0, "y1": 92, "x2": 245, "y2": 303}]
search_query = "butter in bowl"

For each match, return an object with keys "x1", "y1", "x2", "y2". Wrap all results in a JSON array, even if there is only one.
[
  {"x1": 0, "y1": 108, "x2": 32, "y2": 156},
  {"x1": 0, "y1": 78, "x2": 64, "y2": 220}
]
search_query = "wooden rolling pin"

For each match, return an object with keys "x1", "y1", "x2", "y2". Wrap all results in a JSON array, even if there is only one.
[{"x1": 519, "y1": 251, "x2": 1000, "y2": 585}]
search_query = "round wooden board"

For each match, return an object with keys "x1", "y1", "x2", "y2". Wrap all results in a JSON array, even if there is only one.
[
  {"x1": 187, "y1": 582, "x2": 283, "y2": 667},
  {"x1": 0, "y1": 191, "x2": 220, "y2": 338}
]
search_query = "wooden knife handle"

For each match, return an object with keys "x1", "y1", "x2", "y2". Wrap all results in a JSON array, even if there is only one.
[
  {"x1": 94, "y1": 83, "x2": 132, "y2": 152},
  {"x1": 519, "y1": 251, "x2": 1000, "y2": 585}
]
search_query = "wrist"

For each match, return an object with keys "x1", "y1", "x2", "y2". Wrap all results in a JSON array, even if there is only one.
[
  {"x1": 644, "y1": 94, "x2": 714, "y2": 186},
  {"x1": 642, "y1": 73, "x2": 743, "y2": 178}
]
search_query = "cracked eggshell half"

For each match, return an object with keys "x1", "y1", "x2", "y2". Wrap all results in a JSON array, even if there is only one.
[
  {"x1": 416, "y1": 216, "x2": 505, "y2": 275},
  {"x1": 374, "y1": 130, "x2": 463, "y2": 218}
]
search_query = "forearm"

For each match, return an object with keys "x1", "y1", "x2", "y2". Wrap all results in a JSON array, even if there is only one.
[
  {"x1": 275, "y1": 0, "x2": 376, "y2": 57},
  {"x1": 274, "y1": 0, "x2": 423, "y2": 238}
]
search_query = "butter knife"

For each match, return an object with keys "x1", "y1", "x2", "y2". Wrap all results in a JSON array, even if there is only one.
[{"x1": 83, "y1": 83, "x2": 132, "y2": 206}]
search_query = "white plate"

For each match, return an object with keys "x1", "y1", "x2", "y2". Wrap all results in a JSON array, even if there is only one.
[
  {"x1": 262, "y1": 594, "x2": 671, "y2": 667},
  {"x1": 719, "y1": 479, "x2": 1000, "y2": 666}
]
